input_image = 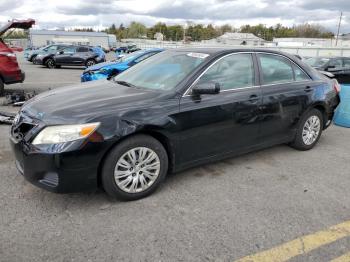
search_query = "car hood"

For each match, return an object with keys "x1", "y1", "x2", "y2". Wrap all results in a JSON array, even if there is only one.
[
  {"x1": 84, "y1": 60, "x2": 126, "y2": 73},
  {"x1": 21, "y1": 80, "x2": 163, "y2": 124}
]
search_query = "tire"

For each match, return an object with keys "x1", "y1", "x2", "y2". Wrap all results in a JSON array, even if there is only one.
[
  {"x1": 0, "y1": 78, "x2": 4, "y2": 97},
  {"x1": 290, "y1": 109, "x2": 324, "y2": 151},
  {"x1": 45, "y1": 58, "x2": 55, "y2": 69},
  {"x1": 31, "y1": 55, "x2": 37, "y2": 64},
  {"x1": 85, "y1": 59, "x2": 96, "y2": 68},
  {"x1": 102, "y1": 135, "x2": 168, "y2": 201}
]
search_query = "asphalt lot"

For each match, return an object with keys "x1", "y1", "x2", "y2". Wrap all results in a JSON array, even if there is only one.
[
  {"x1": 3, "y1": 52, "x2": 116, "y2": 94},
  {"x1": 1, "y1": 53, "x2": 350, "y2": 262}
]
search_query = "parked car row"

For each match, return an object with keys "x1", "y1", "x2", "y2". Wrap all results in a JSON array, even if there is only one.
[
  {"x1": 25, "y1": 44, "x2": 106, "y2": 68},
  {"x1": 305, "y1": 56, "x2": 350, "y2": 84},
  {"x1": 81, "y1": 48, "x2": 164, "y2": 82}
]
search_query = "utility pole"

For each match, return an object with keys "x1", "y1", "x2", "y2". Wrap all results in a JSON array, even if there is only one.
[{"x1": 335, "y1": 11, "x2": 343, "y2": 46}]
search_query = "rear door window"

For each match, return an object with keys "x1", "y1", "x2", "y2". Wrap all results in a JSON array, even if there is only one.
[
  {"x1": 258, "y1": 54, "x2": 294, "y2": 85},
  {"x1": 77, "y1": 47, "x2": 89, "y2": 52},
  {"x1": 292, "y1": 64, "x2": 310, "y2": 81}
]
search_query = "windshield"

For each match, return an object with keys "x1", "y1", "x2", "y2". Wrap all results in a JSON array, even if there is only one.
[
  {"x1": 305, "y1": 57, "x2": 330, "y2": 68},
  {"x1": 114, "y1": 51, "x2": 209, "y2": 91}
]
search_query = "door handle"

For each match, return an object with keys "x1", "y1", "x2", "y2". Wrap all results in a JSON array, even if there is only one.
[
  {"x1": 248, "y1": 94, "x2": 259, "y2": 103},
  {"x1": 304, "y1": 86, "x2": 312, "y2": 92}
]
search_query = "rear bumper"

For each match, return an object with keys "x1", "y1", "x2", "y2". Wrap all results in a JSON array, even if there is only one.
[{"x1": 3, "y1": 70, "x2": 25, "y2": 85}]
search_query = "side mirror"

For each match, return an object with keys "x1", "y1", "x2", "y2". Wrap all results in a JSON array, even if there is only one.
[
  {"x1": 192, "y1": 82, "x2": 220, "y2": 95},
  {"x1": 57, "y1": 50, "x2": 64, "y2": 55},
  {"x1": 107, "y1": 69, "x2": 119, "y2": 80}
]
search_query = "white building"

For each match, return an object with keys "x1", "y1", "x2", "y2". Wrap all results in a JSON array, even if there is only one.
[
  {"x1": 108, "y1": 34, "x2": 117, "y2": 48},
  {"x1": 202, "y1": 32, "x2": 266, "y2": 46},
  {"x1": 154, "y1": 32, "x2": 164, "y2": 41},
  {"x1": 29, "y1": 30, "x2": 110, "y2": 49}
]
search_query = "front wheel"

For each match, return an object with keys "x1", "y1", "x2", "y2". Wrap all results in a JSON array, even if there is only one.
[
  {"x1": 45, "y1": 58, "x2": 55, "y2": 69},
  {"x1": 290, "y1": 109, "x2": 324, "y2": 151},
  {"x1": 102, "y1": 135, "x2": 168, "y2": 201}
]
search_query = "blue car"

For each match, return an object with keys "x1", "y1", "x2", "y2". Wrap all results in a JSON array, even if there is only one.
[
  {"x1": 92, "y1": 46, "x2": 106, "y2": 62},
  {"x1": 81, "y1": 48, "x2": 164, "y2": 82}
]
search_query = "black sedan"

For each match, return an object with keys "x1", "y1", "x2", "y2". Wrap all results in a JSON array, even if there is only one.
[
  {"x1": 305, "y1": 56, "x2": 350, "y2": 84},
  {"x1": 10, "y1": 48, "x2": 340, "y2": 200},
  {"x1": 34, "y1": 45, "x2": 105, "y2": 69}
]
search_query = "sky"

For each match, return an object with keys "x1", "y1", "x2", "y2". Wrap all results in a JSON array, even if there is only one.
[{"x1": 0, "y1": 0, "x2": 349, "y2": 33}]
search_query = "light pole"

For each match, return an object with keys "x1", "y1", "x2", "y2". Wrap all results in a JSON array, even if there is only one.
[{"x1": 335, "y1": 11, "x2": 343, "y2": 47}]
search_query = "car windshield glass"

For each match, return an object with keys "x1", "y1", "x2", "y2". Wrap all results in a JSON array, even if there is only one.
[
  {"x1": 305, "y1": 57, "x2": 330, "y2": 67},
  {"x1": 118, "y1": 50, "x2": 145, "y2": 62},
  {"x1": 114, "y1": 51, "x2": 209, "y2": 91}
]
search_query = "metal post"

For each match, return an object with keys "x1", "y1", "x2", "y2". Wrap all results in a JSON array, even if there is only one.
[{"x1": 336, "y1": 12, "x2": 343, "y2": 47}]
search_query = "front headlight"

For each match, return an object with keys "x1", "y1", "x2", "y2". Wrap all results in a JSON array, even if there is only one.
[
  {"x1": 32, "y1": 123, "x2": 100, "y2": 145},
  {"x1": 96, "y1": 68, "x2": 109, "y2": 74}
]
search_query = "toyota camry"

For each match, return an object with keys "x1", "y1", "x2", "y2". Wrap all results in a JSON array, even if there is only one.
[{"x1": 10, "y1": 48, "x2": 340, "y2": 200}]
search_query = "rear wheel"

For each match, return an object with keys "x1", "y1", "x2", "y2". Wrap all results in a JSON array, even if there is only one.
[
  {"x1": 290, "y1": 109, "x2": 323, "y2": 151},
  {"x1": 0, "y1": 78, "x2": 4, "y2": 97},
  {"x1": 102, "y1": 135, "x2": 168, "y2": 201},
  {"x1": 45, "y1": 58, "x2": 55, "y2": 69},
  {"x1": 85, "y1": 59, "x2": 96, "y2": 68}
]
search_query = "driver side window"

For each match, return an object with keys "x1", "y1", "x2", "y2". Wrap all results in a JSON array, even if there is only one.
[
  {"x1": 61, "y1": 47, "x2": 76, "y2": 54},
  {"x1": 198, "y1": 53, "x2": 255, "y2": 91}
]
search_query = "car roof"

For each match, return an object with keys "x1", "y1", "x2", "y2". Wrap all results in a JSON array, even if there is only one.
[{"x1": 170, "y1": 47, "x2": 303, "y2": 58}]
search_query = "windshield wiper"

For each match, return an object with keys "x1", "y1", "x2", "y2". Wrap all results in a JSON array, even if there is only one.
[{"x1": 115, "y1": 80, "x2": 137, "y2": 88}]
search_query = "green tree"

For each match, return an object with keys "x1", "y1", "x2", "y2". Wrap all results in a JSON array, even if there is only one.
[{"x1": 127, "y1": 21, "x2": 147, "y2": 38}]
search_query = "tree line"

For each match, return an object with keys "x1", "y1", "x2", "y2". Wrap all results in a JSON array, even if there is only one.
[
  {"x1": 3, "y1": 21, "x2": 334, "y2": 41},
  {"x1": 104, "y1": 22, "x2": 334, "y2": 41}
]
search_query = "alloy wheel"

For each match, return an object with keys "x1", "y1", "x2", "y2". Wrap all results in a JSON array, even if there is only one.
[
  {"x1": 114, "y1": 147, "x2": 161, "y2": 193},
  {"x1": 302, "y1": 115, "x2": 321, "y2": 145},
  {"x1": 47, "y1": 59, "x2": 55, "y2": 68}
]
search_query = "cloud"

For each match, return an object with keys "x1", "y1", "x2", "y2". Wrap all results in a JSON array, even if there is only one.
[{"x1": 0, "y1": 0, "x2": 348, "y2": 33}]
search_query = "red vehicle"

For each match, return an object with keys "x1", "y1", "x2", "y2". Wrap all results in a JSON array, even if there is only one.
[
  {"x1": 9, "y1": 46, "x2": 24, "y2": 52},
  {"x1": 0, "y1": 19, "x2": 35, "y2": 96}
]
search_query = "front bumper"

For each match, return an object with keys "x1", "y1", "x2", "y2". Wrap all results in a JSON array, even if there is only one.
[
  {"x1": 34, "y1": 56, "x2": 44, "y2": 65},
  {"x1": 81, "y1": 72, "x2": 108, "y2": 82},
  {"x1": 9, "y1": 137, "x2": 104, "y2": 193}
]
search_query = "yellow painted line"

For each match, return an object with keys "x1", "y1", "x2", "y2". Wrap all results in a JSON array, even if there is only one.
[
  {"x1": 235, "y1": 220, "x2": 350, "y2": 262},
  {"x1": 330, "y1": 251, "x2": 350, "y2": 262}
]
